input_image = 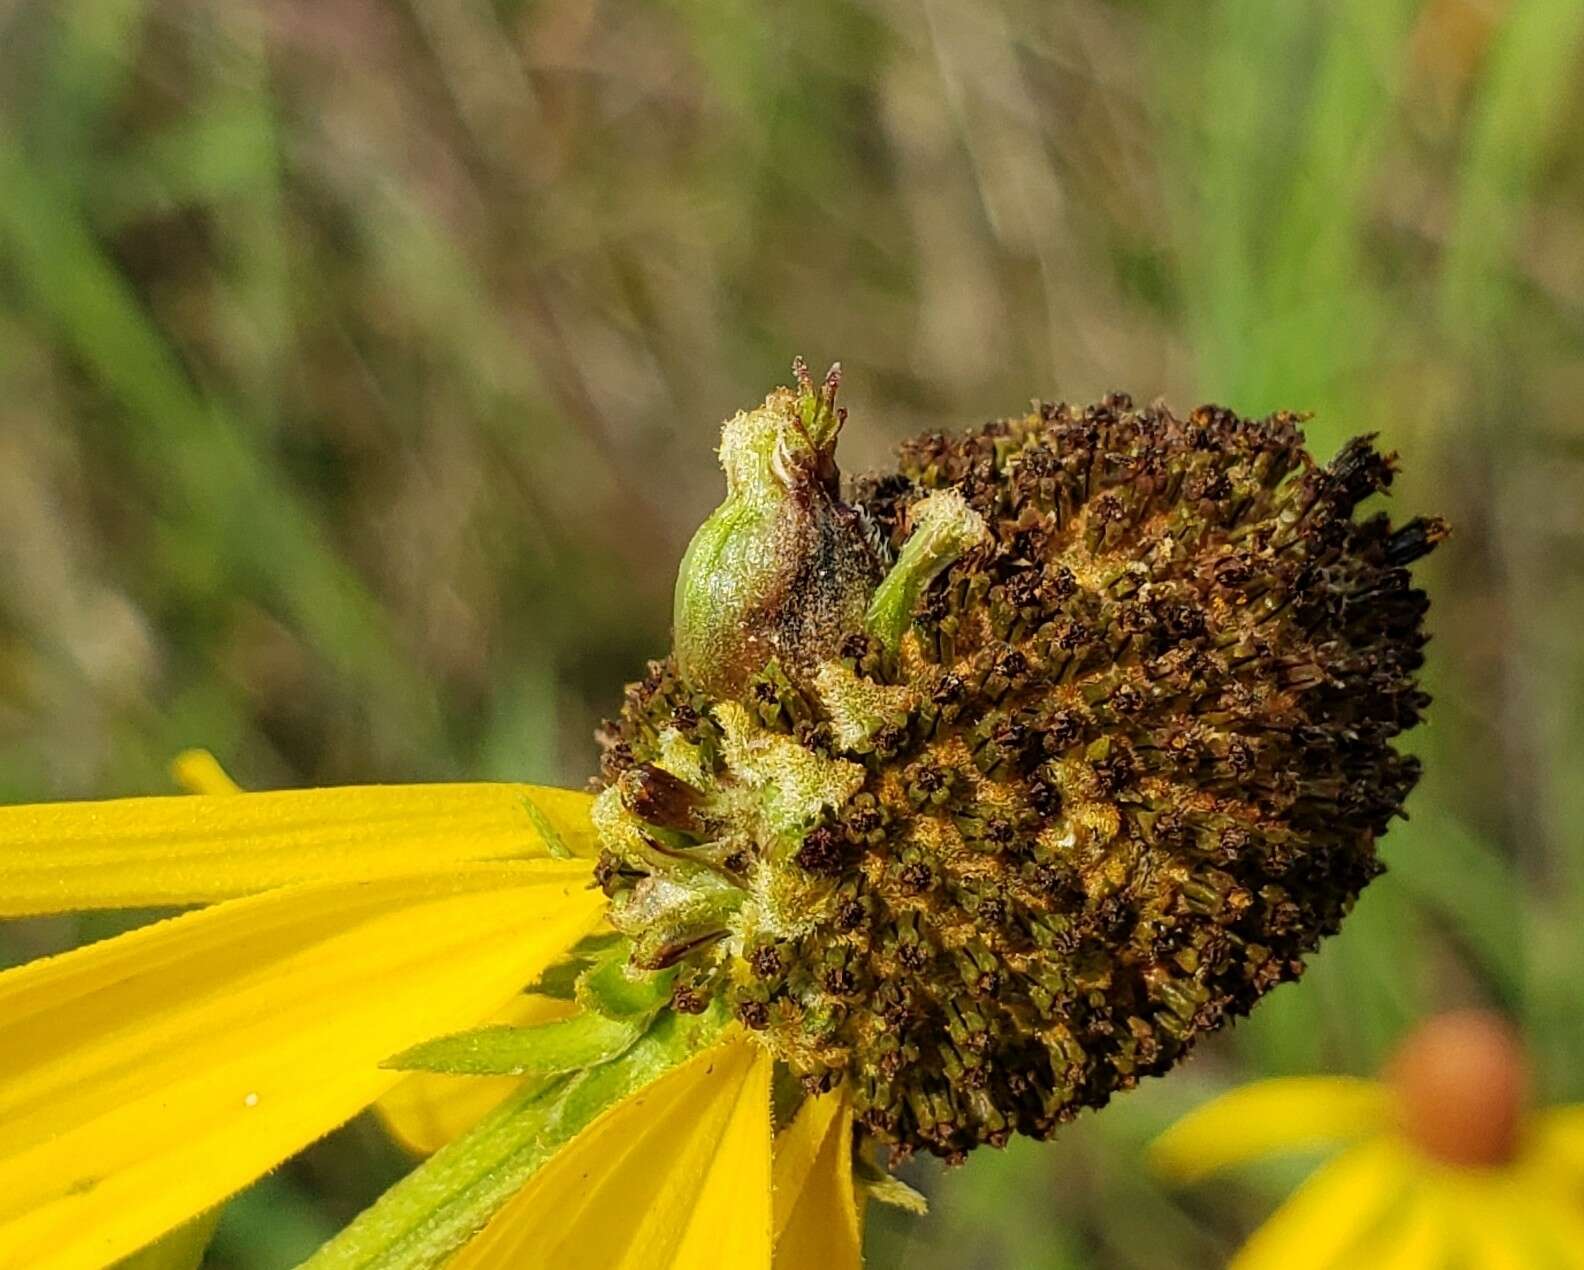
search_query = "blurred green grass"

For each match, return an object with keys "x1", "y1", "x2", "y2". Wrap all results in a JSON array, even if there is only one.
[{"x1": 0, "y1": 1, "x2": 1580, "y2": 1265}]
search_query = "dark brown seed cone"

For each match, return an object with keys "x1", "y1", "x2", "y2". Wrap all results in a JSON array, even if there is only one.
[{"x1": 596, "y1": 393, "x2": 1444, "y2": 1161}]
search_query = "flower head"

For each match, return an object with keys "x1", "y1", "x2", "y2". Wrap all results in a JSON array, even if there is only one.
[
  {"x1": 599, "y1": 379, "x2": 1445, "y2": 1162},
  {"x1": 0, "y1": 366, "x2": 1443, "y2": 1268},
  {"x1": 1151, "y1": 1011, "x2": 1584, "y2": 1268}
]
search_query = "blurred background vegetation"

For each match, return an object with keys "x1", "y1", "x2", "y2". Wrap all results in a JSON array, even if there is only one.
[{"x1": 1, "y1": 0, "x2": 1581, "y2": 1265}]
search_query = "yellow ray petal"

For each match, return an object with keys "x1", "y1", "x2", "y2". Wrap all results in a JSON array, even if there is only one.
[
  {"x1": 114, "y1": 1209, "x2": 222, "y2": 1270},
  {"x1": 772, "y1": 1090, "x2": 839, "y2": 1239},
  {"x1": 0, "y1": 859, "x2": 602, "y2": 1270},
  {"x1": 449, "y1": 1037, "x2": 773, "y2": 1270},
  {"x1": 773, "y1": 1089, "x2": 862, "y2": 1269},
  {"x1": 1532, "y1": 1104, "x2": 1584, "y2": 1185},
  {"x1": 1350, "y1": 1182, "x2": 1442, "y2": 1270},
  {"x1": 0, "y1": 781, "x2": 596, "y2": 916},
  {"x1": 169, "y1": 749, "x2": 242, "y2": 796},
  {"x1": 1150, "y1": 1077, "x2": 1390, "y2": 1182},
  {"x1": 1461, "y1": 1192, "x2": 1534, "y2": 1270},
  {"x1": 1230, "y1": 1139, "x2": 1408, "y2": 1270},
  {"x1": 1528, "y1": 1194, "x2": 1584, "y2": 1270},
  {"x1": 375, "y1": 995, "x2": 578, "y2": 1156},
  {"x1": 1464, "y1": 1174, "x2": 1584, "y2": 1270}
]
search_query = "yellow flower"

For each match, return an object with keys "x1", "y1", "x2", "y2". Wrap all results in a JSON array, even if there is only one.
[
  {"x1": 0, "y1": 376, "x2": 1447, "y2": 1269},
  {"x1": 0, "y1": 754, "x2": 862, "y2": 1270},
  {"x1": 1151, "y1": 1012, "x2": 1584, "y2": 1269}
]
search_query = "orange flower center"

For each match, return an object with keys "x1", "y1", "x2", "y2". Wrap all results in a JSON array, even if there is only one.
[{"x1": 1386, "y1": 1010, "x2": 1527, "y2": 1167}]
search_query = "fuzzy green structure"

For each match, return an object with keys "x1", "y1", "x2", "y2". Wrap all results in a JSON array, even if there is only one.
[{"x1": 595, "y1": 372, "x2": 1444, "y2": 1164}]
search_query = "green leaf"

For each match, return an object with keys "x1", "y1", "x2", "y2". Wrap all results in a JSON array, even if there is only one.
[
  {"x1": 37, "y1": 0, "x2": 151, "y2": 163},
  {"x1": 383, "y1": 1012, "x2": 643, "y2": 1077},
  {"x1": 303, "y1": 1003, "x2": 729, "y2": 1270}
]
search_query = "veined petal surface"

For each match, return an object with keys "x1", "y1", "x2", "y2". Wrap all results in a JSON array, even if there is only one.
[
  {"x1": 376, "y1": 995, "x2": 578, "y2": 1157},
  {"x1": 449, "y1": 1037, "x2": 772, "y2": 1270},
  {"x1": 0, "y1": 859, "x2": 602, "y2": 1270},
  {"x1": 1150, "y1": 1077, "x2": 1390, "y2": 1182},
  {"x1": 773, "y1": 1089, "x2": 862, "y2": 1268},
  {"x1": 0, "y1": 782, "x2": 595, "y2": 915}
]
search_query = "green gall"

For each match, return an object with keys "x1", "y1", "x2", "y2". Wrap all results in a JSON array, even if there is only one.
[{"x1": 672, "y1": 360, "x2": 883, "y2": 699}]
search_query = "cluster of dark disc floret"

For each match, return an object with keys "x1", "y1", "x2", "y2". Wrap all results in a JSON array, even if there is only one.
[{"x1": 596, "y1": 390, "x2": 1444, "y2": 1163}]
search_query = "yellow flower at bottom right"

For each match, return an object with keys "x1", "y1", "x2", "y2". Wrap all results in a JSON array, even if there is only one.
[{"x1": 1151, "y1": 1012, "x2": 1584, "y2": 1270}]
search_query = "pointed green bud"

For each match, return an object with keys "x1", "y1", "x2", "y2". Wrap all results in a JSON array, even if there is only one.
[
  {"x1": 865, "y1": 488, "x2": 990, "y2": 653},
  {"x1": 673, "y1": 359, "x2": 883, "y2": 698}
]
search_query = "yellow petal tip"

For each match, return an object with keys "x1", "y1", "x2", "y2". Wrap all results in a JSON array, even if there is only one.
[{"x1": 169, "y1": 750, "x2": 241, "y2": 797}]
